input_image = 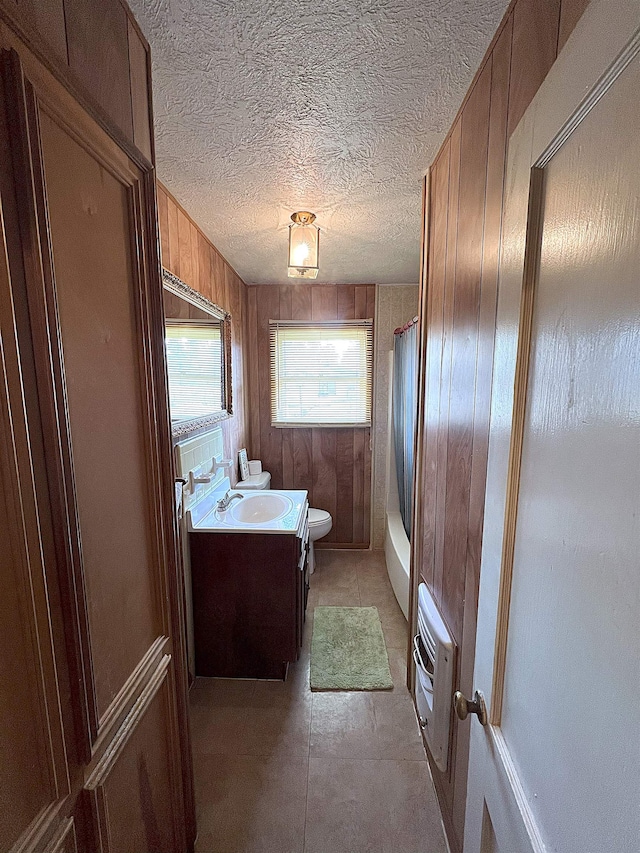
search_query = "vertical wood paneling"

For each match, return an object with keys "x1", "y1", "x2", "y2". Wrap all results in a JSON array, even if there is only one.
[
  {"x1": 158, "y1": 184, "x2": 248, "y2": 482},
  {"x1": 354, "y1": 286, "x2": 368, "y2": 319},
  {"x1": 166, "y1": 198, "x2": 179, "y2": 277},
  {"x1": 417, "y1": 1, "x2": 588, "y2": 849},
  {"x1": 352, "y1": 428, "x2": 365, "y2": 543},
  {"x1": 20, "y1": 0, "x2": 68, "y2": 62},
  {"x1": 508, "y1": 0, "x2": 561, "y2": 136},
  {"x1": 558, "y1": 0, "x2": 591, "y2": 51},
  {"x1": 1, "y1": 0, "x2": 155, "y2": 158},
  {"x1": 64, "y1": 0, "x2": 133, "y2": 138},
  {"x1": 453, "y1": 18, "x2": 513, "y2": 839},
  {"x1": 365, "y1": 285, "x2": 376, "y2": 321},
  {"x1": 337, "y1": 285, "x2": 355, "y2": 319},
  {"x1": 433, "y1": 119, "x2": 461, "y2": 611},
  {"x1": 177, "y1": 210, "x2": 193, "y2": 286},
  {"x1": 197, "y1": 232, "x2": 209, "y2": 299},
  {"x1": 292, "y1": 429, "x2": 313, "y2": 495},
  {"x1": 420, "y1": 146, "x2": 450, "y2": 591},
  {"x1": 291, "y1": 283, "x2": 312, "y2": 320},
  {"x1": 335, "y1": 430, "x2": 354, "y2": 543},
  {"x1": 278, "y1": 285, "x2": 292, "y2": 320},
  {"x1": 442, "y1": 64, "x2": 491, "y2": 644},
  {"x1": 157, "y1": 189, "x2": 169, "y2": 263},
  {"x1": 127, "y1": 18, "x2": 152, "y2": 162},
  {"x1": 246, "y1": 284, "x2": 374, "y2": 546},
  {"x1": 311, "y1": 284, "x2": 337, "y2": 320},
  {"x1": 312, "y1": 429, "x2": 337, "y2": 540}
]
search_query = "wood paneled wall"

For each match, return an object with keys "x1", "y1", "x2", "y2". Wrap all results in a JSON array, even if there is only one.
[
  {"x1": 0, "y1": 0, "x2": 153, "y2": 161},
  {"x1": 246, "y1": 284, "x2": 375, "y2": 547},
  {"x1": 158, "y1": 183, "x2": 248, "y2": 481},
  {"x1": 415, "y1": 0, "x2": 590, "y2": 849}
]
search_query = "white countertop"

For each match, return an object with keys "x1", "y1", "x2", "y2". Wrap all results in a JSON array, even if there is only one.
[{"x1": 187, "y1": 482, "x2": 308, "y2": 535}]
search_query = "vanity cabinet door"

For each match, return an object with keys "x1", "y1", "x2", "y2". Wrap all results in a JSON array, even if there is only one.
[
  {"x1": 190, "y1": 532, "x2": 301, "y2": 679},
  {"x1": 1, "y1": 46, "x2": 194, "y2": 852}
]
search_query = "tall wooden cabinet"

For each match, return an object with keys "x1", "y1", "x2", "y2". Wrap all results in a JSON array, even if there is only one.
[{"x1": 0, "y1": 7, "x2": 194, "y2": 853}]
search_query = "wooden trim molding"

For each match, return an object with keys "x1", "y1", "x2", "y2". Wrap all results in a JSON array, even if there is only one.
[
  {"x1": 490, "y1": 167, "x2": 544, "y2": 724},
  {"x1": 85, "y1": 655, "x2": 172, "y2": 791},
  {"x1": 3, "y1": 47, "x2": 98, "y2": 755},
  {"x1": 408, "y1": 169, "x2": 431, "y2": 693},
  {"x1": 43, "y1": 818, "x2": 77, "y2": 853},
  {"x1": 92, "y1": 636, "x2": 169, "y2": 757}
]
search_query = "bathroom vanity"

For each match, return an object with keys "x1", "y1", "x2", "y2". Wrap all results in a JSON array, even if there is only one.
[{"x1": 188, "y1": 484, "x2": 309, "y2": 679}]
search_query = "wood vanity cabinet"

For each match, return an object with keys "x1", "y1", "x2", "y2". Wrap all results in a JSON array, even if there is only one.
[{"x1": 190, "y1": 528, "x2": 309, "y2": 679}]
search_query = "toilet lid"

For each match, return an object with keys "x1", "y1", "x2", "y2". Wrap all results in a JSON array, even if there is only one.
[
  {"x1": 309, "y1": 508, "x2": 331, "y2": 525},
  {"x1": 239, "y1": 471, "x2": 271, "y2": 490}
]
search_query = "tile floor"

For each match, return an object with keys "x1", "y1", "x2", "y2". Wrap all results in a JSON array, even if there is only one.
[{"x1": 190, "y1": 549, "x2": 448, "y2": 853}]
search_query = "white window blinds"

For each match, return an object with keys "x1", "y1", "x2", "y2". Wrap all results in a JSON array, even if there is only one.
[
  {"x1": 165, "y1": 322, "x2": 223, "y2": 421},
  {"x1": 270, "y1": 320, "x2": 373, "y2": 427}
]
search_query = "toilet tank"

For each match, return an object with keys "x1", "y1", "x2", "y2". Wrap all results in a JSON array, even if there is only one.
[{"x1": 239, "y1": 471, "x2": 271, "y2": 490}]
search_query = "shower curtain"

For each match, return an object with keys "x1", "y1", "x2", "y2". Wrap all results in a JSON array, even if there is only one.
[{"x1": 393, "y1": 317, "x2": 418, "y2": 539}]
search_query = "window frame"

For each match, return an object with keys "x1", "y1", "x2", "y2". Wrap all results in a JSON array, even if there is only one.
[{"x1": 269, "y1": 319, "x2": 374, "y2": 428}]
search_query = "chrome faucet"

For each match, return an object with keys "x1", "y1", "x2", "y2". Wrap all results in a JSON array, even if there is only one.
[{"x1": 216, "y1": 490, "x2": 243, "y2": 511}]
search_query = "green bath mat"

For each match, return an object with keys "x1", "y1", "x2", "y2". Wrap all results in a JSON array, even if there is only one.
[{"x1": 310, "y1": 606, "x2": 393, "y2": 691}]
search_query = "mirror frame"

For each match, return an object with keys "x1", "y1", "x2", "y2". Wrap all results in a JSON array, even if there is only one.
[{"x1": 163, "y1": 268, "x2": 233, "y2": 439}]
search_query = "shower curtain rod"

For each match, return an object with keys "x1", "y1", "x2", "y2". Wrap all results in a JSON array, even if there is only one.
[{"x1": 394, "y1": 315, "x2": 419, "y2": 335}]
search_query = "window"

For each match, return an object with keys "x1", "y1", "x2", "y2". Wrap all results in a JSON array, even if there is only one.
[
  {"x1": 165, "y1": 322, "x2": 223, "y2": 421},
  {"x1": 270, "y1": 320, "x2": 373, "y2": 427}
]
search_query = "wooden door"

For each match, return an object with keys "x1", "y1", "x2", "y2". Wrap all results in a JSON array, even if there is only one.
[
  {"x1": 0, "y1": 42, "x2": 194, "y2": 852},
  {"x1": 463, "y1": 2, "x2": 640, "y2": 851}
]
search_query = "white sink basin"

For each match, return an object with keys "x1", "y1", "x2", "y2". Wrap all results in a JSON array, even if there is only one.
[{"x1": 229, "y1": 493, "x2": 293, "y2": 524}]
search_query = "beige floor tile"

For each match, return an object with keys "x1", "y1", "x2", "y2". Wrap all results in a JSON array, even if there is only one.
[
  {"x1": 357, "y1": 572, "x2": 396, "y2": 604},
  {"x1": 191, "y1": 550, "x2": 446, "y2": 853},
  {"x1": 304, "y1": 757, "x2": 389, "y2": 853},
  {"x1": 386, "y1": 644, "x2": 410, "y2": 692},
  {"x1": 190, "y1": 693, "x2": 311, "y2": 758},
  {"x1": 376, "y1": 602, "x2": 410, "y2": 649},
  {"x1": 305, "y1": 757, "x2": 447, "y2": 853},
  {"x1": 311, "y1": 564, "x2": 359, "y2": 595},
  {"x1": 195, "y1": 754, "x2": 308, "y2": 853},
  {"x1": 191, "y1": 677, "x2": 257, "y2": 707},
  {"x1": 372, "y1": 691, "x2": 426, "y2": 760},
  {"x1": 310, "y1": 691, "x2": 379, "y2": 759}
]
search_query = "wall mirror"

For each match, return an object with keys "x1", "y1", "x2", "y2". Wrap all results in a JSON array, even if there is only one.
[{"x1": 163, "y1": 269, "x2": 232, "y2": 438}]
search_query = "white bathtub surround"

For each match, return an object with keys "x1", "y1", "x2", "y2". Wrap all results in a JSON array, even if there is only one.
[{"x1": 384, "y1": 512, "x2": 410, "y2": 621}]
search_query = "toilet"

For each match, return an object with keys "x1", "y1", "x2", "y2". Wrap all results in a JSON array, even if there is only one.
[{"x1": 239, "y1": 471, "x2": 332, "y2": 573}]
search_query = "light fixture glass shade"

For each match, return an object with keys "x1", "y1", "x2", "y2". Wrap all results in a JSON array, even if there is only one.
[{"x1": 288, "y1": 212, "x2": 319, "y2": 279}]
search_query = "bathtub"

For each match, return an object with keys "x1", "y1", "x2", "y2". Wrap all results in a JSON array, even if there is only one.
[{"x1": 384, "y1": 510, "x2": 410, "y2": 620}]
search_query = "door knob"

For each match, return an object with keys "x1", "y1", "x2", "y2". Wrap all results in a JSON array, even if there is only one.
[{"x1": 453, "y1": 690, "x2": 487, "y2": 726}]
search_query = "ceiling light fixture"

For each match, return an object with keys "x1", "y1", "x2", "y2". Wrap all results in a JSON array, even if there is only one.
[{"x1": 288, "y1": 211, "x2": 319, "y2": 279}]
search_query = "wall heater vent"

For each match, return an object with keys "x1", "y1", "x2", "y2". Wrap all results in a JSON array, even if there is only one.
[{"x1": 414, "y1": 582, "x2": 455, "y2": 772}]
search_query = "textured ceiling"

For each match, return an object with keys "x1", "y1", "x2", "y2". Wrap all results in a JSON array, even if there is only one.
[{"x1": 130, "y1": 0, "x2": 509, "y2": 284}]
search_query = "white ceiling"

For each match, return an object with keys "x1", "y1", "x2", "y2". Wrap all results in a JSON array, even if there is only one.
[{"x1": 130, "y1": 0, "x2": 509, "y2": 285}]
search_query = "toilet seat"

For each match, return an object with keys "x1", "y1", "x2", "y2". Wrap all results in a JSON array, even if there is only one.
[{"x1": 309, "y1": 508, "x2": 331, "y2": 526}]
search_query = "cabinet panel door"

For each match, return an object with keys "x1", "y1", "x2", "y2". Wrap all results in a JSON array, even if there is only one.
[
  {"x1": 2, "y1": 46, "x2": 194, "y2": 851},
  {"x1": 0, "y1": 202, "x2": 71, "y2": 853},
  {"x1": 38, "y1": 106, "x2": 162, "y2": 725}
]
